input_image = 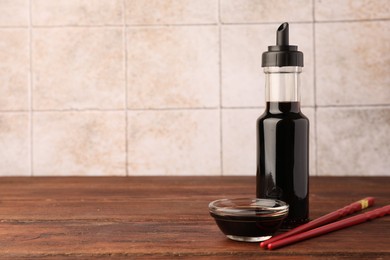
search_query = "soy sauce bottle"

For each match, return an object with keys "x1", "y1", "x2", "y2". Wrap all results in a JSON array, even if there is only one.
[{"x1": 256, "y1": 23, "x2": 309, "y2": 228}]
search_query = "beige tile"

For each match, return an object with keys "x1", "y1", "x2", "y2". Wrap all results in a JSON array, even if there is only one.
[
  {"x1": 125, "y1": 0, "x2": 217, "y2": 25},
  {"x1": 0, "y1": 29, "x2": 29, "y2": 110},
  {"x1": 316, "y1": 21, "x2": 390, "y2": 106},
  {"x1": 32, "y1": 0, "x2": 123, "y2": 26},
  {"x1": 221, "y1": 24, "x2": 314, "y2": 107},
  {"x1": 0, "y1": 0, "x2": 29, "y2": 26},
  {"x1": 127, "y1": 26, "x2": 219, "y2": 109},
  {"x1": 222, "y1": 107, "x2": 316, "y2": 176},
  {"x1": 221, "y1": 0, "x2": 313, "y2": 23},
  {"x1": 33, "y1": 111, "x2": 126, "y2": 176},
  {"x1": 0, "y1": 113, "x2": 30, "y2": 176},
  {"x1": 315, "y1": 0, "x2": 390, "y2": 21},
  {"x1": 317, "y1": 107, "x2": 390, "y2": 176},
  {"x1": 32, "y1": 28, "x2": 125, "y2": 110},
  {"x1": 128, "y1": 110, "x2": 220, "y2": 175},
  {"x1": 222, "y1": 108, "x2": 258, "y2": 176}
]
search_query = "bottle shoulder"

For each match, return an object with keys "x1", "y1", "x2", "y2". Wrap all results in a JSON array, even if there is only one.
[
  {"x1": 257, "y1": 112, "x2": 309, "y2": 126},
  {"x1": 257, "y1": 111, "x2": 309, "y2": 121}
]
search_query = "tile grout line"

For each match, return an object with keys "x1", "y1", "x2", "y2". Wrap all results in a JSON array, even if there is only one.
[
  {"x1": 312, "y1": 0, "x2": 318, "y2": 177},
  {"x1": 123, "y1": 0, "x2": 129, "y2": 177},
  {"x1": 221, "y1": 18, "x2": 390, "y2": 25},
  {"x1": 0, "y1": 17, "x2": 388, "y2": 30},
  {"x1": 0, "y1": 26, "x2": 29, "y2": 29},
  {"x1": 312, "y1": 18, "x2": 390, "y2": 23},
  {"x1": 29, "y1": 0, "x2": 34, "y2": 177},
  {"x1": 27, "y1": 23, "x2": 219, "y2": 28},
  {"x1": 1, "y1": 103, "x2": 389, "y2": 114},
  {"x1": 218, "y1": 0, "x2": 224, "y2": 176}
]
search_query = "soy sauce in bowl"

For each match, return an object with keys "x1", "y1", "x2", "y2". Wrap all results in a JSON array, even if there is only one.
[{"x1": 209, "y1": 198, "x2": 289, "y2": 242}]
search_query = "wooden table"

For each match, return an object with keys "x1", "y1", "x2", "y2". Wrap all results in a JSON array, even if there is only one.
[{"x1": 0, "y1": 176, "x2": 388, "y2": 259}]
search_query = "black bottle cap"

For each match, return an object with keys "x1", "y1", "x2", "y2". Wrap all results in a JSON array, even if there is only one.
[{"x1": 261, "y1": 22, "x2": 304, "y2": 67}]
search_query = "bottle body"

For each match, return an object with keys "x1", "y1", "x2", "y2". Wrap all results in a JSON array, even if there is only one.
[
  {"x1": 256, "y1": 102, "x2": 309, "y2": 227},
  {"x1": 256, "y1": 67, "x2": 309, "y2": 228}
]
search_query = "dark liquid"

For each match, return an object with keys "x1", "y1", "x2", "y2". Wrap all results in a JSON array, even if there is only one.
[
  {"x1": 210, "y1": 212, "x2": 286, "y2": 238},
  {"x1": 256, "y1": 102, "x2": 309, "y2": 228}
]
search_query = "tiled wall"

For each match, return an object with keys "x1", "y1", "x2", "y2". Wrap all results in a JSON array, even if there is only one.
[{"x1": 0, "y1": 0, "x2": 389, "y2": 176}]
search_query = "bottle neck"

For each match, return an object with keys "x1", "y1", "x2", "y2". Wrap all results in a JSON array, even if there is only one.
[
  {"x1": 266, "y1": 102, "x2": 301, "y2": 113},
  {"x1": 264, "y1": 66, "x2": 302, "y2": 103}
]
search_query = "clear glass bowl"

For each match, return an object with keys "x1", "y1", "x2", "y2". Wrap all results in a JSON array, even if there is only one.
[{"x1": 209, "y1": 198, "x2": 289, "y2": 242}]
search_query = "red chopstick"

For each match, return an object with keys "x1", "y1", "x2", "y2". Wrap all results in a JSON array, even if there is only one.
[
  {"x1": 267, "y1": 204, "x2": 390, "y2": 250},
  {"x1": 260, "y1": 197, "x2": 375, "y2": 249}
]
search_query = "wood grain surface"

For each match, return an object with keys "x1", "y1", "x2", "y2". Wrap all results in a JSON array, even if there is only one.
[{"x1": 0, "y1": 176, "x2": 388, "y2": 259}]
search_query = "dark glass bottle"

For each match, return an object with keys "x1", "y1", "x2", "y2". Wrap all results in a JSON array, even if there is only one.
[{"x1": 256, "y1": 23, "x2": 309, "y2": 228}]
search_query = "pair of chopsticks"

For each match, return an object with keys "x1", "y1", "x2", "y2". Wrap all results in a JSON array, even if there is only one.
[{"x1": 260, "y1": 197, "x2": 390, "y2": 250}]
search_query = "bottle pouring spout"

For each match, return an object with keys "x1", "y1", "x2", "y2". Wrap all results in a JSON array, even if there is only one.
[{"x1": 276, "y1": 22, "x2": 289, "y2": 46}]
